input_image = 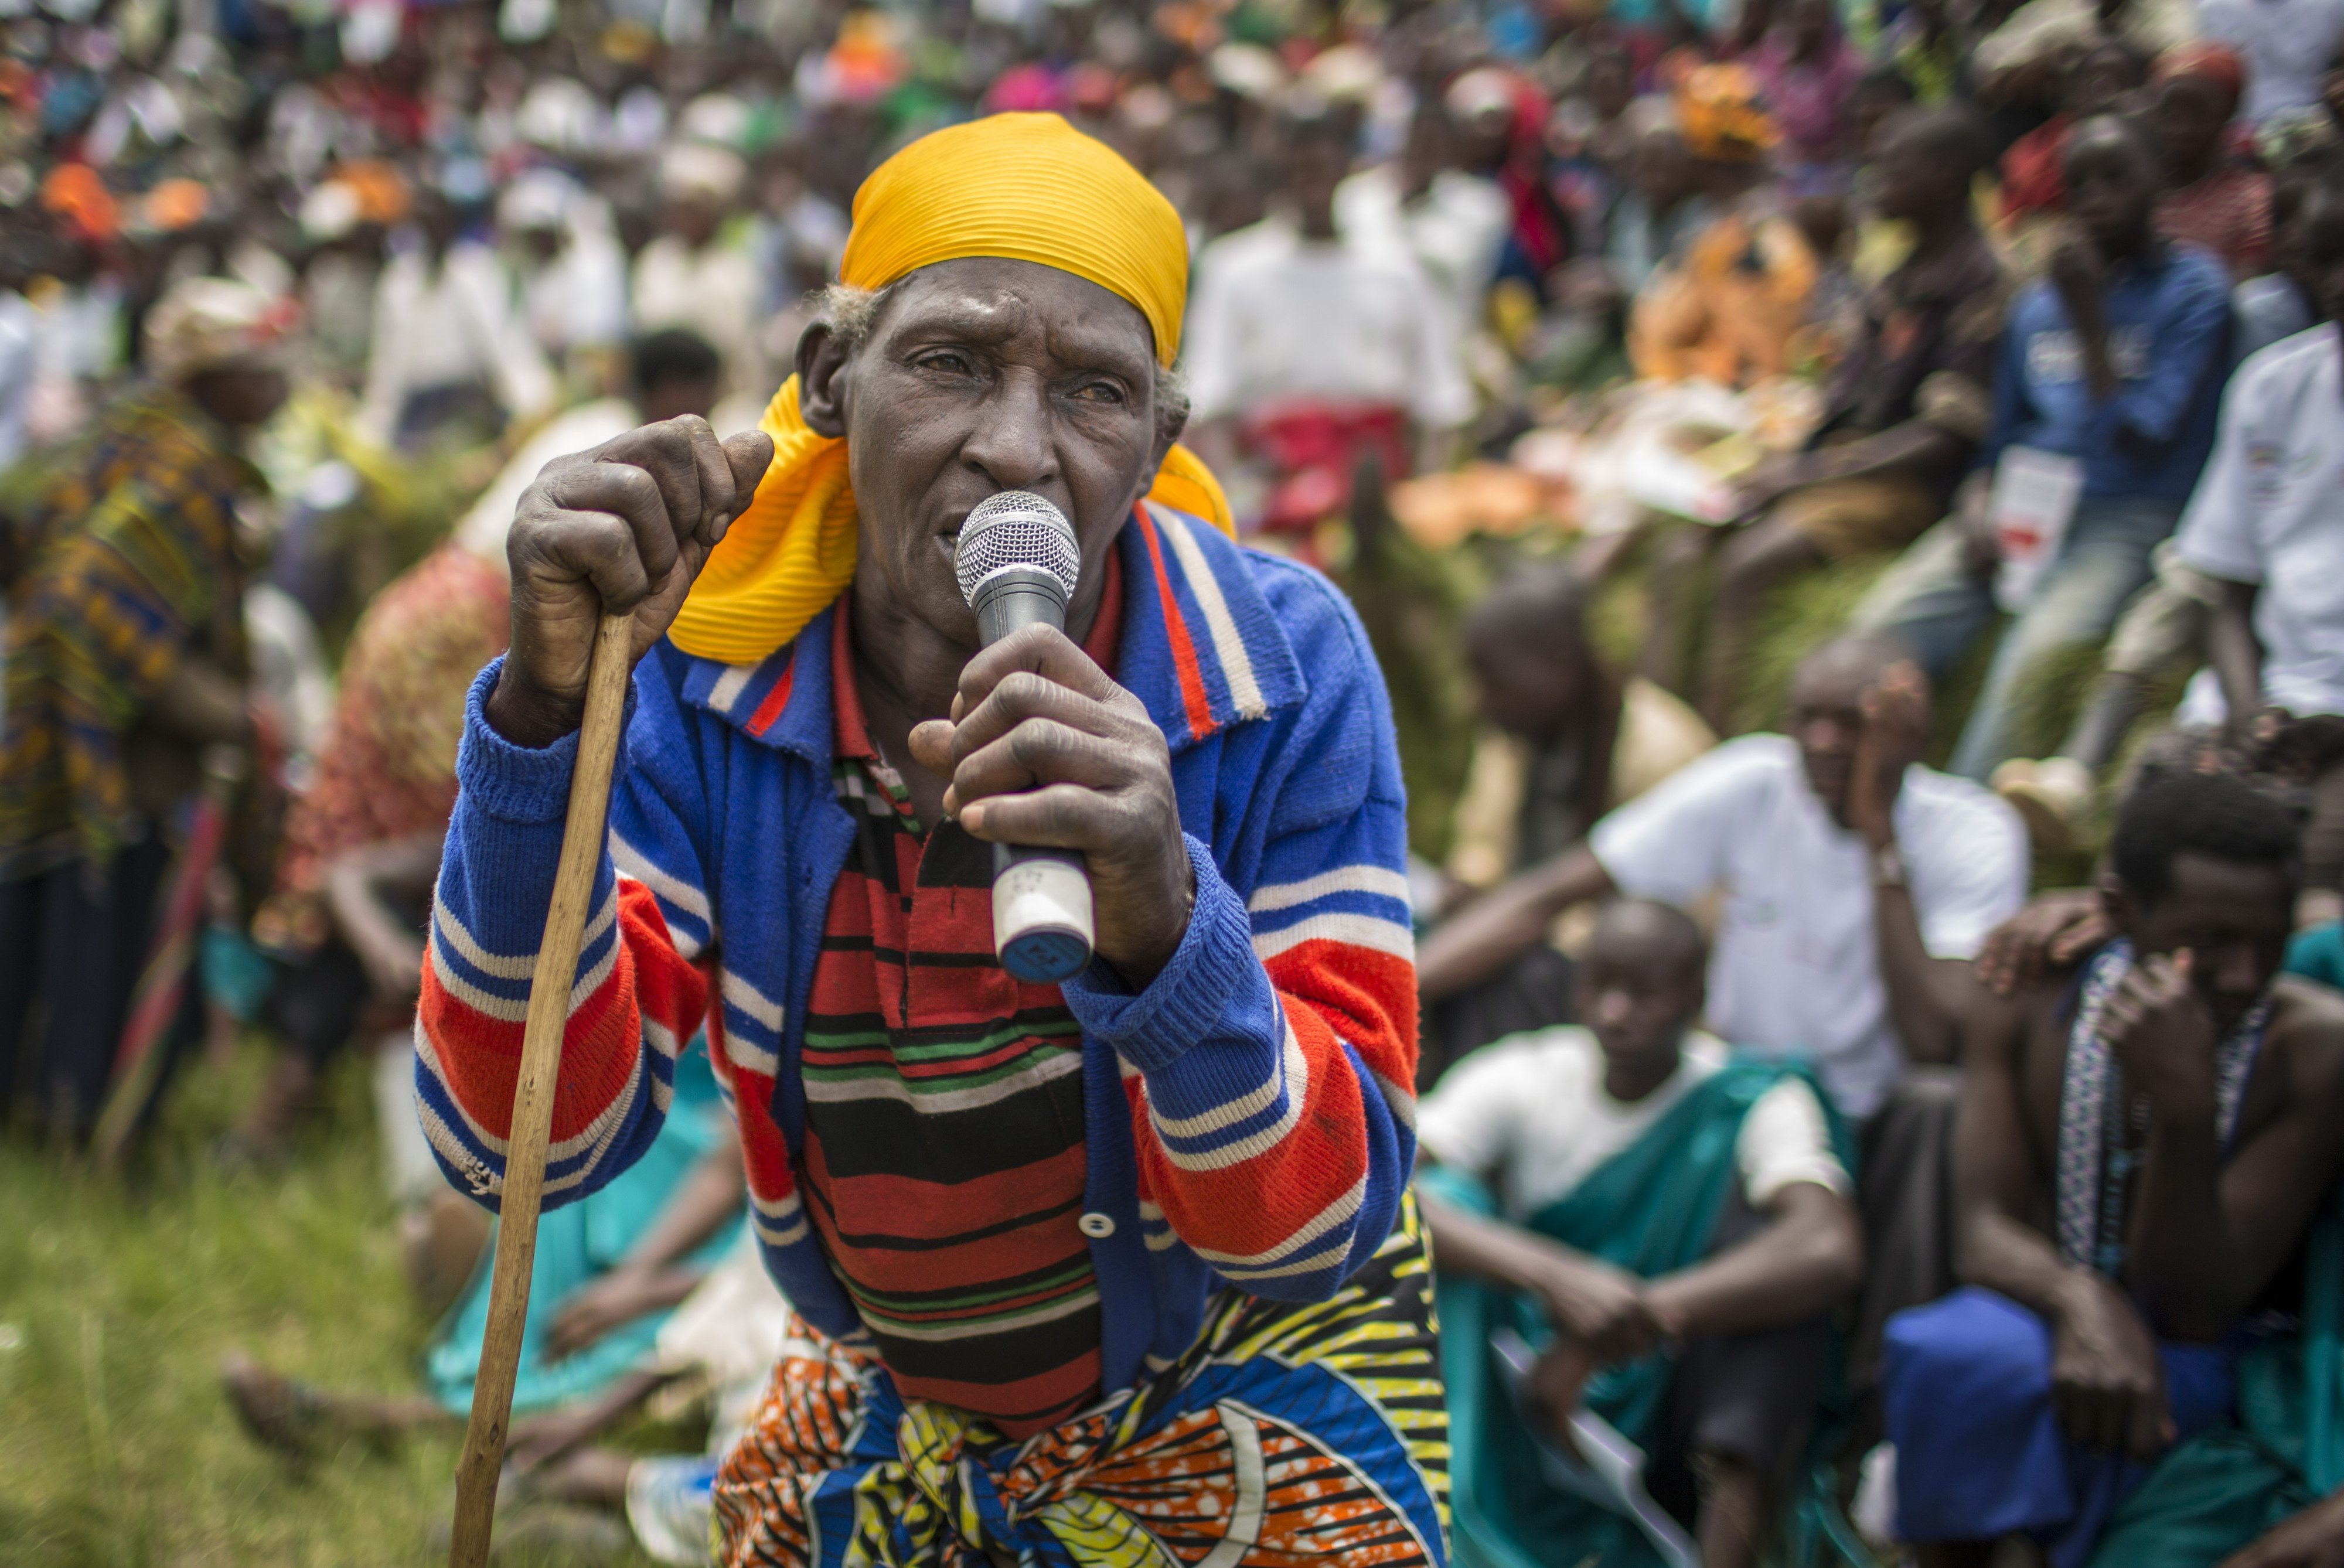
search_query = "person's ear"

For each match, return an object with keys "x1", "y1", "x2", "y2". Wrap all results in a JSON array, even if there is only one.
[
  {"x1": 795, "y1": 320, "x2": 851, "y2": 439},
  {"x1": 1131, "y1": 377, "x2": 1188, "y2": 502}
]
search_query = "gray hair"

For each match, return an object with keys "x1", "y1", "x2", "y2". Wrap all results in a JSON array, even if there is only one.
[{"x1": 815, "y1": 281, "x2": 1190, "y2": 447}]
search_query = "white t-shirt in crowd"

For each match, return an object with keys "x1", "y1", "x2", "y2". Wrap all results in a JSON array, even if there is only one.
[
  {"x1": 1181, "y1": 216, "x2": 1474, "y2": 430},
  {"x1": 2175, "y1": 326, "x2": 2344, "y2": 724},
  {"x1": 2198, "y1": 0, "x2": 2344, "y2": 122},
  {"x1": 1334, "y1": 165, "x2": 1511, "y2": 359},
  {"x1": 1419, "y1": 1026, "x2": 1851, "y2": 1222},
  {"x1": 1589, "y1": 734, "x2": 2029, "y2": 1118}
]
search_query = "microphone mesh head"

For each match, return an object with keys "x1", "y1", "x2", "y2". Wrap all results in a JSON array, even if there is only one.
[{"x1": 953, "y1": 490, "x2": 1082, "y2": 610}]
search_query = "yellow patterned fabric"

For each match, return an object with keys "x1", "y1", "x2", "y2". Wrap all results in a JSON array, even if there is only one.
[
  {"x1": 713, "y1": 1191, "x2": 1449, "y2": 1567},
  {"x1": 667, "y1": 113, "x2": 1232, "y2": 667}
]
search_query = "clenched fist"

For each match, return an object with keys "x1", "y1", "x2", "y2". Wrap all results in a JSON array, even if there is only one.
[{"x1": 488, "y1": 416, "x2": 774, "y2": 748}]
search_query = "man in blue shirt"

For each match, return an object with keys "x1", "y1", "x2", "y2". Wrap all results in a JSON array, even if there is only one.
[{"x1": 1854, "y1": 114, "x2": 2233, "y2": 782}]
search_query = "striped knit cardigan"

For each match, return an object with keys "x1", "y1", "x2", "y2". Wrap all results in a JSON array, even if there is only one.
[{"x1": 415, "y1": 501, "x2": 1420, "y2": 1396}]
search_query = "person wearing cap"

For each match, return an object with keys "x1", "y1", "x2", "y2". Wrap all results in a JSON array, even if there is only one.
[
  {"x1": 2151, "y1": 42, "x2": 2275, "y2": 280},
  {"x1": 414, "y1": 114, "x2": 1440, "y2": 1566},
  {"x1": 0, "y1": 275, "x2": 289, "y2": 1140}
]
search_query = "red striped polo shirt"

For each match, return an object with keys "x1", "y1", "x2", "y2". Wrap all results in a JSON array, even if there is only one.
[{"x1": 798, "y1": 561, "x2": 1122, "y2": 1438}]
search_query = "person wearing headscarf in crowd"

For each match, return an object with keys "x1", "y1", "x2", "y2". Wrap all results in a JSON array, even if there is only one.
[
  {"x1": 1750, "y1": 0, "x2": 1865, "y2": 188},
  {"x1": 1449, "y1": 65, "x2": 1576, "y2": 294},
  {"x1": 633, "y1": 142, "x2": 767, "y2": 397},
  {"x1": 1629, "y1": 67, "x2": 1827, "y2": 388},
  {"x1": 2151, "y1": 42, "x2": 2276, "y2": 279},
  {"x1": 413, "y1": 113, "x2": 1444, "y2": 1567},
  {"x1": 0, "y1": 277, "x2": 287, "y2": 1140}
]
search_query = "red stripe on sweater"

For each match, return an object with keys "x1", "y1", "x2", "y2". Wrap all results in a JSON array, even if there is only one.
[
  {"x1": 1132, "y1": 508, "x2": 1215, "y2": 741},
  {"x1": 741, "y1": 655, "x2": 798, "y2": 738},
  {"x1": 1258, "y1": 940, "x2": 1419, "y2": 1083},
  {"x1": 1125, "y1": 996, "x2": 1371, "y2": 1261},
  {"x1": 415, "y1": 939, "x2": 643, "y2": 1146}
]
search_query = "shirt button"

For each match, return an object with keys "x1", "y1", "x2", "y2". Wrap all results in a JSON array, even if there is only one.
[{"x1": 1078, "y1": 1212, "x2": 1116, "y2": 1239}]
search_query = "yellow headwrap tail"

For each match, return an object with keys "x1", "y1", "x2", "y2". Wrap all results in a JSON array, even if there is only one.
[{"x1": 666, "y1": 377, "x2": 1235, "y2": 668}]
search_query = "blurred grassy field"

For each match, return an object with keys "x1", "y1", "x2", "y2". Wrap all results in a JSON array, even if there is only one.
[{"x1": 0, "y1": 1040, "x2": 656, "y2": 1568}]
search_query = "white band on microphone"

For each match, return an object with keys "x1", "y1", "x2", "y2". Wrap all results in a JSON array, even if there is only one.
[{"x1": 992, "y1": 852, "x2": 1095, "y2": 983}]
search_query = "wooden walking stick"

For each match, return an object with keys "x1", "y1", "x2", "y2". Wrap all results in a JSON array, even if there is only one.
[{"x1": 447, "y1": 610, "x2": 636, "y2": 1568}]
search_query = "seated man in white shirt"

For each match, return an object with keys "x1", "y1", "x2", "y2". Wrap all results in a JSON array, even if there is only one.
[
  {"x1": 1420, "y1": 898, "x2": 1863, "y2": 1568},
  {"x1": 2172, "y1": 200, "x2": 2344, "y2": 917},
  {"x1": 1421, "y1": 634, "x2": 2030, "y2": 1431},
  {"x1": 1420, "y1": 634, "x2": 2031, "y2": 1122}
]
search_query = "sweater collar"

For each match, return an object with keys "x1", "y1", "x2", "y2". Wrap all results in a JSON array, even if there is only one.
[{"x1": 675, "y1": 502, "x2": 1306, "y2": 758}]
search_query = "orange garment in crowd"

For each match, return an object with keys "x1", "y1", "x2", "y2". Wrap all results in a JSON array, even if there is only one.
[{"x1": 1628, "y1": 207, "x2": 1820, "y2": 386}]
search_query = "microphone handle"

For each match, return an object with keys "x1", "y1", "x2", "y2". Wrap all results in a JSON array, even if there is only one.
[{"x1": 973, "y1": 572, "x2": 1097, "y2": 983}]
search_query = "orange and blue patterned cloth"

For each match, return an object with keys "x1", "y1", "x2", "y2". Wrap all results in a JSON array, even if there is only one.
[{"x1": 712, "y1": 1190, "x2": 1449, "y2": 1568}]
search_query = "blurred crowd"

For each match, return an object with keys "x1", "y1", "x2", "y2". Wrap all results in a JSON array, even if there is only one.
[{"x1": 19, "y1": 0, "x2": 2344, "y2": 1557}]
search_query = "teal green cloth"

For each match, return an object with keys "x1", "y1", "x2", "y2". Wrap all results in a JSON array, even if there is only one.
[
  {"x1": 424, "y1": 1045, "x2": 737, "y2": 1415},
  {"x1": 2085, "y1": 1220, "x2": 2344, "y2": 1565},
  {"x1": 1430, "y1": 1058, "x2": 1851, "y2": 1568},
  {"x1": 2286, "y1": 922, "x2": 2344, "y2": 992}
]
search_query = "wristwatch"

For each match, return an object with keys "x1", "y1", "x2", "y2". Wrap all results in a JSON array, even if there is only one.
[{"x1": 1871, "y1": 841, "x2": 1907, "y2": 889}]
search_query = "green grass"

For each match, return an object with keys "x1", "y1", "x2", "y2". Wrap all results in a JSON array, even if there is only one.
[{"x1": 0, "y1": 1041, "x2": 626, "y2": 1568}]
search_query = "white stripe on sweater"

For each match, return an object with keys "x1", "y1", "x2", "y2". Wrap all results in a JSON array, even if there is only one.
[
  {"x1": 1246, "y1": 864, "x2": 1413, "y2": 915},
  {"x1": 1249, "y1": 910, "x2": 1415, "y2": 963},
  {"x1": 1151, "y1": 502, "x2": 1266, "y2": 720},
  {"x1": 1183, "y1": 1172, "x2": 1366, "y2": 1269},
  {"x1": 1147, "y1": 1017, "x2": 1307, "y2": 1171}
]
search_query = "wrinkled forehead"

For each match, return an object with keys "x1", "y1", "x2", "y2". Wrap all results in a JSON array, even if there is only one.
[{"x1": 863, "y1": 257, "x2": 1161, "y2": 377}]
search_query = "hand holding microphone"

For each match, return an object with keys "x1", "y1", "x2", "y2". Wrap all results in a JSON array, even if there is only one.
[{"x1": 905, "y1": 491, "x2": 1195, "y2": 990}]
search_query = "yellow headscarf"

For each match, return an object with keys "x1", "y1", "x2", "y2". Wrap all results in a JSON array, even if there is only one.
[{"x1": 668, "y1": 113, "x2": 1233, "y2": 667}]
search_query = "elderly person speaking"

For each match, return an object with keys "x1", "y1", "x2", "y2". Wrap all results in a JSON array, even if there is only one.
[{"x1": 415, "y1": 115, "x2": 1440, "y2": 1566}]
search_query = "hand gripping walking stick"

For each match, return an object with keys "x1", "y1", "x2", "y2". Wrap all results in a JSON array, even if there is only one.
[{"x1": 447, "y1": 611, "x2": 635, "y2": 1568}]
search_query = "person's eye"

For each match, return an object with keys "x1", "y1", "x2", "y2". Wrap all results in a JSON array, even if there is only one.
[
  {"x1": 915, "y1": 350, "x2": 977, "y2": 376},
  {"x1": 1072, "y1": 380, "x2": 1127, "y2": 405}
]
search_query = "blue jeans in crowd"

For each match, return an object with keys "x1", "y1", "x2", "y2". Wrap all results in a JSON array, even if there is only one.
[{"x1": 1852, "y1": 497, "x2": 2183, "y2": 782}]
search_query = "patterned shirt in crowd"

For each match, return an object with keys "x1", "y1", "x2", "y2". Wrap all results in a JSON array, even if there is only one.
[
  {"x1": 253, "y1": 543, "x2": 510, "y2": 953},
  {"x1": 2156, "y1": 166, "x2": 2274, "y2": 282},
  {"x1": 800, "y1": 567, "x2": 1122, "y2": 1438},
  {"x1": 1816, "y1": 224, "x2": 2008, "y2": 495},
  {"x1": 0, "y1": 384, "x2": 258, "y2": 877}
]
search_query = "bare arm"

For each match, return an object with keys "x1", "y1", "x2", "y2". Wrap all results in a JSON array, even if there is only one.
[
  {"x1": 1954, "y1": 983, "x2": 2173, "y2": 1457},
  {"x1": 146, "y1": 656, "x2": 252, "y2": 746},
  {"x1": 1733, "y1": 423, "x2": 1968, "y2": 521},
  {"x1": 2115, "y1": 968, "x2": 2344, "y2": 1339},
  {"x1": 1874, "y1": 887, "x2": 1976, "y2": 1066},
  {"x1": 544, "y1": 1130, "x2": 745, "y2": 1358},
  {"x1": 1416, "y1": 1165, "x2": 1664, "y2": 1365},
  {"x1": 2206, "y1": 577, "x2": 2267, "y2": 739},
  {"x1": 2223, "y1": 1492, "x2": 2344, "y2": 1568},
  {"x1": 322, "y1": 829, "x2": 447, "y2": 1001},
  {"x1": 1416, "y1": 846, "x2": 1616, "y2": 1003},
  {"x1": 1853, "y1": 664, "x2": 1976, "y2": 1066},
  {"x1": 1642, "y1": 1181, "x2": 1863, "y2": 1339}
]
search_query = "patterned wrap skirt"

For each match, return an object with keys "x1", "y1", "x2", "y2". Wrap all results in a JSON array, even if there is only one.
[{"x1": 712, "y1": 1192, "x2": 1450, "y2": 1568}]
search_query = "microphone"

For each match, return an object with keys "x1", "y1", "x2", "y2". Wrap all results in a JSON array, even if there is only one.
[{"x1": 953, "y1": 490, "x2": 1095, "y2": 984}]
